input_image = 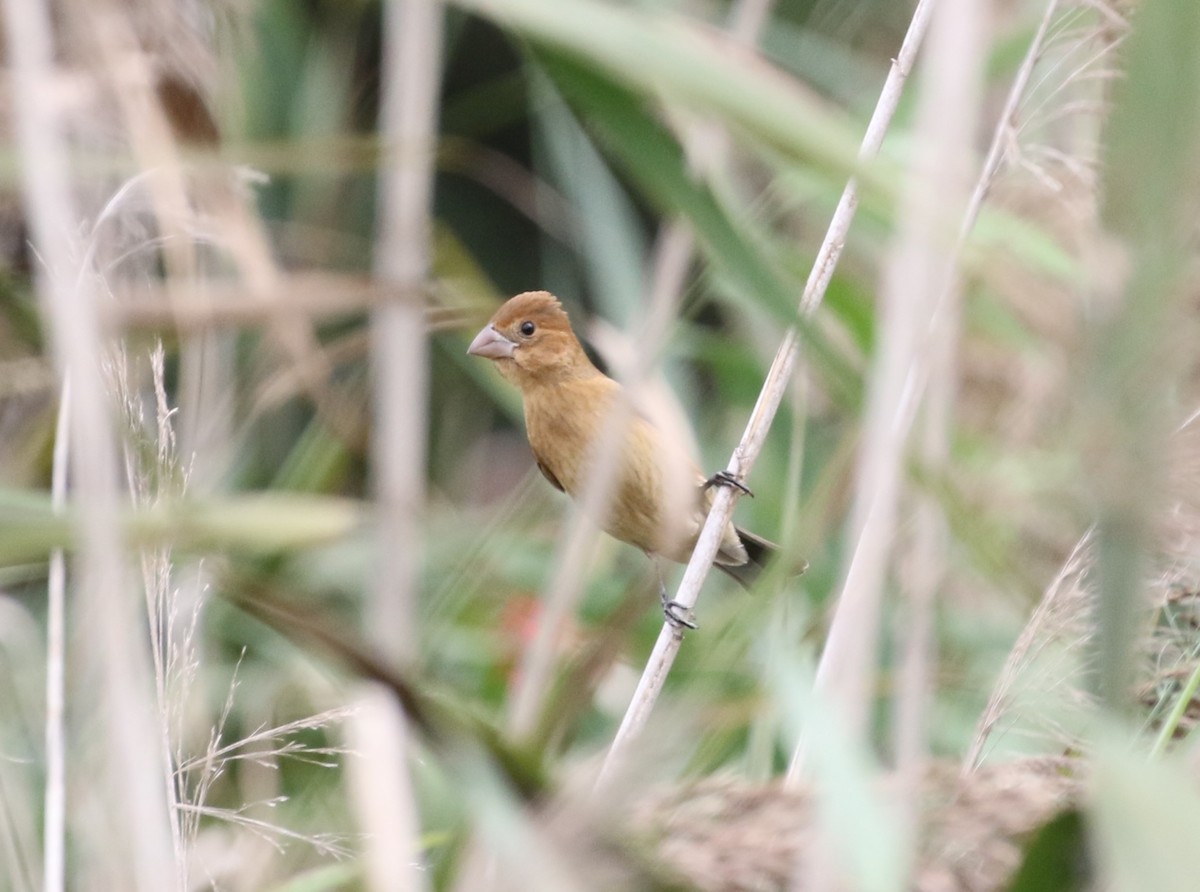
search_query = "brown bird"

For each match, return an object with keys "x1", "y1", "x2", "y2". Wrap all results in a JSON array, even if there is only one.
[{"x1": 467, "y1": 291, "x2": 777, "y2": 628}]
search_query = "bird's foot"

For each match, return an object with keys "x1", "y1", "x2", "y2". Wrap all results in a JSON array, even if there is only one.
[
  {"x1": 704, "y1": 470, "x2": 753, "y2": 498},
  {"x1": 657, "y1": 578, "x2": 698, "y2": 631},
  {"x1": 662, "y1": 599, "x2": 698, "y2": 631}
]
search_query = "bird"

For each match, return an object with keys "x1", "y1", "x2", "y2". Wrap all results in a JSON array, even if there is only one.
[{"x1": 467, "y1": 290, "x2": 778, "y2": 628}]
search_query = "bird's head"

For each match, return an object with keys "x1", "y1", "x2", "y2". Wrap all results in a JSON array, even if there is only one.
[{"x1": 467, "y1": 291, "x2": 596, "y2": 386}]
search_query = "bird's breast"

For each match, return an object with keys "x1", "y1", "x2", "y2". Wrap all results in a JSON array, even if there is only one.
[{"x1": 523, "y1": 382, "x2": 704, "y2": 559}]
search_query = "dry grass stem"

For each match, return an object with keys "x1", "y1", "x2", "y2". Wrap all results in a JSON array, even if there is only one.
[
  {"x1": 897, "y1": 0, "x2": 979, "y2": 773},
  {"x1": 805, "y1": 0, "x2": 961, "y2": 768},
  {"x1": 800, "y1": 0, "x2": 1069, "y2": 783},
  {"x1": 3, "y1": 0, "x2": 178, "y2": 887},
  {"x1": 965, "y1": 0, "x2": 1065, "y2": 239},
  {"x1": 891, "y1": 0, "x2": 984, "y2": 840},
  {"x1": 370, "y1": 0, "x2": 441, "y2": 659},
  {"x1": 108, "y1": 273, "x2": 462, "y2": 333},
  {"x1": 789, "y1": 0, "x2": 985, "y2": 879},
  {"x1": 362, "y1": 0, "x2": 443, "y2": 888},
  {"x1": 347, "y1": 685, "x2": 424, "y2": 885},
  {"x1": 43, "y1": 378, "x2": 70, "y2": 892},
  {"x1": 601, "y1": 0, "x2": 937, "y2": 787}
]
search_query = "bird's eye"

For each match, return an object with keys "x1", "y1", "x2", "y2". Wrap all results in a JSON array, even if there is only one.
[{"x1": 519, "y1": 321, "x2": 536, "y2": 337}]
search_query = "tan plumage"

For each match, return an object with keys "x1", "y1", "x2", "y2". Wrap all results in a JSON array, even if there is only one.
[{"x1": 468, "y1": 291, "x2": 776, "y2": 591}]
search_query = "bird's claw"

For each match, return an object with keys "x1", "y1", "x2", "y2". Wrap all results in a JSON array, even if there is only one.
[
  {"x1": 704, "y1": 470, "x2": 753, "y2": 498},
  {"x1": 657, "y1": 578, "x2": 698, "y2": 631},
  {"x1": 662, "y1": 599, "x2": 698, "y2": 631}
]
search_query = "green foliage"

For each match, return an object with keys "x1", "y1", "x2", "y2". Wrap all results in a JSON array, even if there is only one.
[
  {"x1": 4, "y1": 0, "x2": 1200, "y2": 889},
  {"x1": 1004, "y1": 808, "x2": 1089, "y2": 892}
]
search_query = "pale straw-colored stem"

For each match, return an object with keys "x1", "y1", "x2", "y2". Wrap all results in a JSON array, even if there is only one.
[
  {"x1": 888, "y1": 0, "x2": 983, "y2": 869},
  {"x1": 964, "y1": 0, "x2": 1064, "y2": 243},
  {"x1": 794, "y1": 0, "x2": 1065, "y2": 784},
  {"x1": 355, "y1": 1, "x2": 443, "y2": 890},
  {"x1": 2, "y1": 0, "x2": 177, "y2": 887},
  {"x1": 599, "y1": 0, "x2": 938, "y2": 787},
  {"x1": 43, "y1": 378, "x2": 70, "y2": 892},
  {"x1": 371, "y1": 0, "x2": 442, "y2": 658}
]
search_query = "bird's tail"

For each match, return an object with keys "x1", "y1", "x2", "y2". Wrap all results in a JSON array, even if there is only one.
[{"x1": 716, "y1": 527, "x2": 783, "y2": 590}]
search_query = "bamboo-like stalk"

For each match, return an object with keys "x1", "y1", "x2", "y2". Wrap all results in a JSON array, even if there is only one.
[
  {"x1": 598, "y1": 0, "x2": 938, "y2": 786},
  {"x1": 2, "y1": 0, "x2": 177, "y2": 888},
  {"x1": 884, "y1": 4, "x2": 983, "y2": 879},
  {"x1": 371, "y1": 0, "x2": 441, "y2": 658},
  {"x1": 356, "y1": 0, "x2": 443, "y2": 889},
  {"x1": 43, "y1": 378, "x2": 70, "y2": 892},
  {"x1": 914, "y1": 0, "x2": 1069, "y2": 774}
]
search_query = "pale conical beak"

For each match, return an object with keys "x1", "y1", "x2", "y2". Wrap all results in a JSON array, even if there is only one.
[{"x1": 467, "y1": 325, "x2": 517, "y2": 359}]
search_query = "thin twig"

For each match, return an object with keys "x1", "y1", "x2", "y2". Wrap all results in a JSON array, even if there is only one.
[
  {"x1": 598, "y1": 0, "x2": 938, "y2": 787},
  {"x1": 964, "y1": 0, "x2": 1065, "y2": 243}
]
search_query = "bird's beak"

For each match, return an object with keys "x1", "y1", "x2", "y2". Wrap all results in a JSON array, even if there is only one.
[{"x1": 467, "y1": 324, "x2": 517, "y2": 359}]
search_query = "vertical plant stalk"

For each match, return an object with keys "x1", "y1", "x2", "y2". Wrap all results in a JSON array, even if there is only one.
[
  {"x1": 887, "y1": 0, "x2": 983, "y2": 867},
  {"x1": 920, "y1": 0, "x2": 1069, "y2": 774},
  {"x1": 43, "y1": 378, "x2": 70, "y2": 892},
  {"x1": 357, "y1": 0, "x2": 443, "y2": 889},
  {"x1": 2, "y1": 0, "x2": 177, "y2": 889},
  {"x1": 1083, "y1": 0, "x2": 1200, "y2": 712},
  {"x1": 598, "y1": 0, "x2": 937, "y2": 785},
  {"x1": 796, "y1": 0, "x2": 1066, "y2": 784},
  {"x1": 346, "y1": 686, "x2": 428, "y2": 891},
  {"x1": 371, "y1": 0, "x2": 441, "y2": 658},
  {"x1": 507, "y1": 0, "x2": 780, "y2": 746},
  {"x1": 71, "y1": 4, "x2": 216, "y2": 880}
]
